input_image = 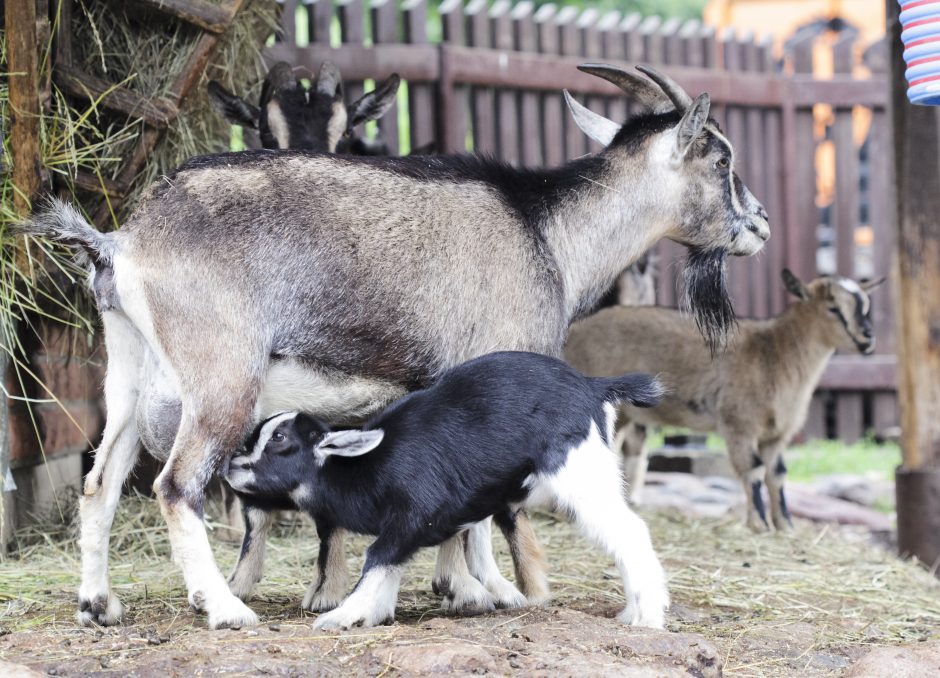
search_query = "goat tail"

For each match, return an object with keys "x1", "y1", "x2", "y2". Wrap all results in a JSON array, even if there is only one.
[
  {"x1": 12, "y1": 199, "x2": 115, "y2": 269},
  {"x1": 595, "y1": 373, "x2": 664, "y2": 409}
]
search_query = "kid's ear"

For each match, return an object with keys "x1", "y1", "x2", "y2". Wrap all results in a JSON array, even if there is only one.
[
  {"x1": 860, "y1": 275, "x2": 886, "y2": 293},
  {"x1": 315, "y1": 429, "x2": 384, "y2": 462},
  {"x1": 781, "y1": 268, "x2": 809, "y2": 300}
]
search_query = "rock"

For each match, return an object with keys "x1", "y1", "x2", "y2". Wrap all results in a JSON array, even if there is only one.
[
  {"x1": 386, "y1": 642, "x2": 496, "y2": 674},
  {"x1": 843, "y1": 641, "x2": 940, "y2": 677},
  {"x1": 0, "y1": 661, "x2": 45, "y2": 678},
  {"x1": 812, "y1": 474, "x2": 895, "y2": 510},
  {"x1": 641, "y1": 472, "x2": 742, "y2": 518},
  {"x1": 786, "y1": 485, "x2": 894, "y2": 531}
]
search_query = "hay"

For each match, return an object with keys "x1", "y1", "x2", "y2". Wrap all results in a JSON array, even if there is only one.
[
  {"x1": 1, "y1": 495, "x2": 937, "y2": 675},
  {"x1": 0, "y1": 2, "x2": 279, "y2": 535},
  {"x1": 67, "y1": 0, "x2": 280, "y2": 225}
]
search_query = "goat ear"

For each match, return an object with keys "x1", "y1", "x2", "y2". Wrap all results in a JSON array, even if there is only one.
[
  {"x1": 315, "y1": 429, "x2": 384, "y2": 461},
  {"x1": 563, "y1": 90, "x2": 619, "y2": 147},
  {"x1": 675, "y1": 93, "x2": 710, "y2": 159},
  {"x1": 207, "y1": 81, "x2": 260, "y2": 129},
  {"x1": 781, "y1": 268, "x2": 809, "y2": 300},
  {"x1": 347, "y1": 74, "x2": 400, "y2": 129},
  {"x1": 860, "y1": 276, "x2": 886, "y2": 292}
]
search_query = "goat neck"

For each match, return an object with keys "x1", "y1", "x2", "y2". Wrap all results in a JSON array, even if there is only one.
[
  {"x1": 541, "y1": 151, "x2": 677, "y2": 321},
  {"x1": 762, "y1": 299, "x2": 838, "y2": 384}
]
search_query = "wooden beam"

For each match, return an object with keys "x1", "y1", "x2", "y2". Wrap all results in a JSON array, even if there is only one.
[
  {"x1": 270, "y1": 42, "x2": 889, "y2": 108},
  {"x1": 5, "y1": 0, "x2": 43, "y2": 216},
  {"x1": 70, "y1": 171, "x2": 129, "y2": 200},
  {"x1": 887, "y1": 0, "x2": 940, "y2": 572},
  {"x1": 817, "y1": 355, "x2": 897, "y2": 391},
  {"x1": 131, "y1": 0, "x2": 237, "y2": 34},
  {"x1": 54, "y1": 65, "x2": 179, "y2": 128}
]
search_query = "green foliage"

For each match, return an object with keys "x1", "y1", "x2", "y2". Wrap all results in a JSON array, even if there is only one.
[
  {"x1": 785, "y1": 437, "x2": 901, "y2": 484},
  {"x1": 529, "y1": 0, "x2": 708, "y2": 22},
  {"x1": 646, "y1": 426, "x2": 901, "y2": 484}
]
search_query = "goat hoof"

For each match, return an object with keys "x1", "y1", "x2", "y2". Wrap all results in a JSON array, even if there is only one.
[
  {"x1": 227, "y1": 573, "x2": 258, "y2": 602},
  {"x1": 77, "y1": 592, "x2": 124, "y2": 627},
  {"x1": 189, "y1": 590, "x2": 207, "y2": 612},
  {"x1": 313, "y1": 605, "x2": 392, "y2": 630},
  {"x1": 206, "y1": 595, "x2": 259, "y2": 630},
  {"x1": 302, "y1": 587, "x2": 342, "y2": 613},
  {"x1": 441, "y1": 576, "x2": 497, "y2": 617},
  {"x1": 485, "y1": 577, "x2": 527, "y2": 609},
  {"x1": 431, "y1": 577, "x2": 450, "y2": 597}
]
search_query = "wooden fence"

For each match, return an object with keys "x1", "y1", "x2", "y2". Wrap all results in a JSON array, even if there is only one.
[{"x1": 266, "y1": 0, "x2": 896, "y2": 442}]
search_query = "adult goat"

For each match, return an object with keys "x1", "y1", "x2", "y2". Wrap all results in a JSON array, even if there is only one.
[{"x1": 21, "y1": 64, "x2": 769, "y2": 629}]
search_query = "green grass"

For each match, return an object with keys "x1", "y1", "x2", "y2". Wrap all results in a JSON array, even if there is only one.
[
  {"x1": 785, "y1": 437, "x2": 901, "y2": 484},
  {"x1": 646, "y1": 427, "x2": 901, "y2": 483}
]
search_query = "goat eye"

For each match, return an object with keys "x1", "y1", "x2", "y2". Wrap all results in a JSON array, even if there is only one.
[
  {"x1": 716, "y1": 157, "x2": 730, "y2": 170},
  {"x1": 271, "y1": 432, "x2": 285, "y2": 443}
]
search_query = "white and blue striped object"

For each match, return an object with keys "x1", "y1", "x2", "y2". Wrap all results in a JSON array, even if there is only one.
[{"x1": 899, "y1": 0, "x2": 940, "y2": 105}]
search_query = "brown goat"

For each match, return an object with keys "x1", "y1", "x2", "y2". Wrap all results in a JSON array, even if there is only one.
[{"x1": 564, "y1": 269, "x2": 885, "y2": 531}]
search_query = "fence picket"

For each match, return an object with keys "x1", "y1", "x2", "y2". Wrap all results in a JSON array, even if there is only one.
[
  {"x1": 758, "y1": 34, "x2": 787, "y2": 315},
  {"x1": 866, "y1": 38, "x2": 896, "y2": 354},
  {"x1": 371, "y1": 0, "x2": 400, "y2": 154},
  {"x1": 309, "y1": 0, "x2": 333, "y2": 45},
  {"x1": 467, "y1": 0, "x2": 496, "y2": 155},
  {"x1": 513, "y1": 1, "x2": 542, "y2": 166},
  {"x1": 743, "y1": 33, "x2": 769, "y2": 319},
  {"x1": 491, "y1": 0, "x2": 520, "y2": 164},
  {"x1": 535, "y1": 3, "x2": 564, "y2": 167},
  {"x1": 580, "y1": 9, "x2": 604, "y2": 155},
  {"x1": 558, "y1": 6, "x2": 583, "y2": 161},
  {"x1": 337, "y1": 0, "x2": 365, "y2": 104},
  {"x1": 833, "y1": 31, "x2": 859, "y2": 278},
  {"x1": 599, "y1": 11, "x2": 625, "y2": 126},
  {"x1": 440, "y1": 0, "x2": 468, "y2": 153},
  {"x1": 404, "y1": 0, "x2": 435, "y2": 154}
]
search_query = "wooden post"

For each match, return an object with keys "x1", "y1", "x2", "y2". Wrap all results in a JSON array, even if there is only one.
[
  {"x1": 887, "y1": 0, "x2": 940, "y2": 572},
  {"x1": 5, "y1": 0, "x2": 43, "y2": 216},
  {"x1": 3, "y1": 0, "x2": 44, "y2": 554}
]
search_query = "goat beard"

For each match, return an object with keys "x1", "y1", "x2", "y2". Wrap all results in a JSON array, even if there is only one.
[{"x1": 683, "y1": 247, "x2": 736, "y2": 355}]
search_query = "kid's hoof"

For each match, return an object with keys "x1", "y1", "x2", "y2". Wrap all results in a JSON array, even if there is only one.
[
  {"x1": 206, "y1": 595, "x2": 259, "y2": 630},
  {"x1": 77, "y1": 592, "x2": 124, "y2": 627}
]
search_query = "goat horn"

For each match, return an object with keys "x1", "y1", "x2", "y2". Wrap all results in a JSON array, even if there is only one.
[
  {"x1": 576, "y1": 63, "x2": 673, "y2": 114},
  {"x1": 317, "y1": 61, "x2": 343, "y2": 95},
  {"x1": 563, "y1": 91, "x2": 619, "y2": 147},
  {"x1": 265, "y1": 61, "x2": 297, "y2": 93},
  {"x1": 635, "y1": 65, "x2": 693, "y2": 112}
]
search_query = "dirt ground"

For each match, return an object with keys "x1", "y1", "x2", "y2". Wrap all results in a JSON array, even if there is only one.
[{"x1": 1, "y1": 495, "x2": 939, "y2": 677}]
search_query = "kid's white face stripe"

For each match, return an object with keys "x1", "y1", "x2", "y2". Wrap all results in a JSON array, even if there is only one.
[
  {"x1": 247, "y1": 411, "x2": 297, "y2": 463},
  {"x1": 838, "y1": 279, "x2": 870, "y2": 314}
]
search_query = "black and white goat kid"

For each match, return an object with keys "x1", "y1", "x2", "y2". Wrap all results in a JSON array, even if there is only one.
[
  {"x1": 20, "y1": 64, "x2": 768, "y2": 629},
  {"x1": 226, "y1": 352, "x2": 668, "y2": 630}
]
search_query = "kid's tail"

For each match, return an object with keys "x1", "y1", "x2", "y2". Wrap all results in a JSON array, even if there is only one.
[
  {"x1": 595, "y1": 373, "x2": 664, "y2": 408},
  {"x1": 12, "y1": 199, "x2": 114, "y2": 269}
]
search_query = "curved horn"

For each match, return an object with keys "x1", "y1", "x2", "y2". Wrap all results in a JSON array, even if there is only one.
[
  {"x1": 635, "y1": 65, "x2": 693, "y2": 112},
  {"x1": 265, "y1": 61, "x2": 297, "y2": 93},
  {"x1": 260, "y1": 61, "x2": 297, "y2": 106},
  {"x1": 577, "y1": 63, "x2": 673, "y2": 113},
  {"x1": 563, "y1": 91, "x2": 619, "y2": 147},
  {"x1": 317, "y1": 61, "x2": 343, "y2": 95}
]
